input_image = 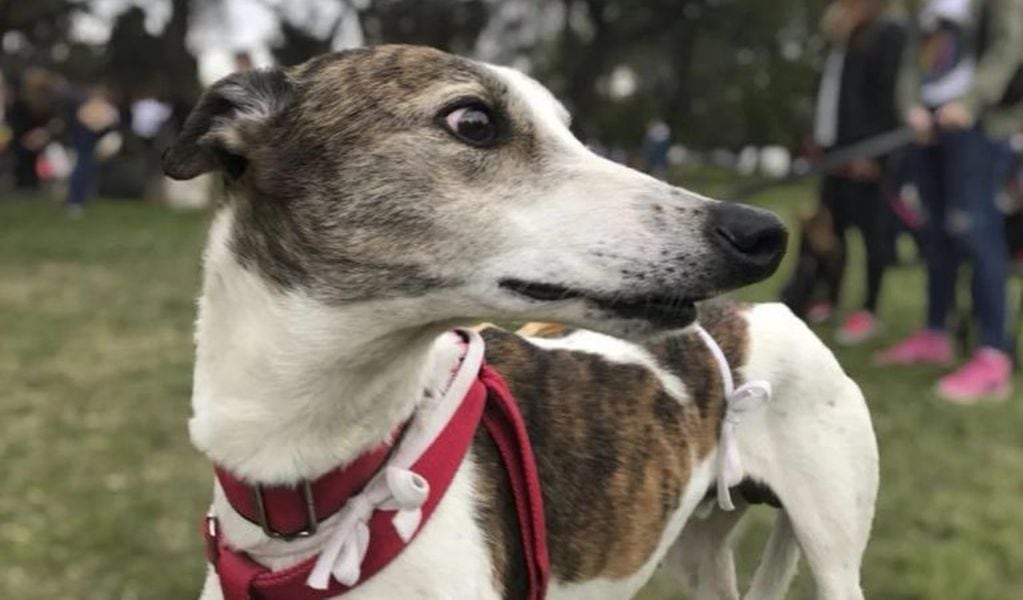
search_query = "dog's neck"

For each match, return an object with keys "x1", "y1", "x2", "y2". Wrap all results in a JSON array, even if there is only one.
[{"x1": 189, "y1": 210, "x2": 460, "y2": 484}]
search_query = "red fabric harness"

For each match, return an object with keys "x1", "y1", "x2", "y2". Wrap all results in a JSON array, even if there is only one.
[{"x1": 204, "y1": 364, "x2": 548, "y2": 600}]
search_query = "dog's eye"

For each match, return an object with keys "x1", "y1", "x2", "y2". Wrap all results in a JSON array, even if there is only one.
[{"x1": 442, "y1": 105, "x2": 497, "y2": 146}]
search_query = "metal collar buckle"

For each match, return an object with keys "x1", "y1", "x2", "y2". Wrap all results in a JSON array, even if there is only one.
[
  {"x1": 252, "y1": 481, "x2": 319, "y2": 540},
  {"x1": 204, "y1": 515, "x2": 220, "y2": 565}
]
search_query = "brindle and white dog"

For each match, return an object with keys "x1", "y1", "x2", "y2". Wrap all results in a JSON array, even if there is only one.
[{"x1": 164, "y1": 45, "x2": 878, "y2": 600}]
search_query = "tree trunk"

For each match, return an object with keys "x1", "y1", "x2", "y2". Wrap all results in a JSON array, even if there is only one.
[{"x1": 161, "y1": 0, "x2": 200, "y2": 101}]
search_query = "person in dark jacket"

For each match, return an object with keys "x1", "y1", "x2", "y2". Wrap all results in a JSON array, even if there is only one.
[
  {"x1": 789, "y1": 0, "x2": 906, "y2": 342},
  {"x1": 7, "y1": 68, "x2": 60, "y2": 190}
]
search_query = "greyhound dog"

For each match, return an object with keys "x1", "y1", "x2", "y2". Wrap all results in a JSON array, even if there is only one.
[{"x1": 163, "y1": 45, "x2": 878, "y2": 600}]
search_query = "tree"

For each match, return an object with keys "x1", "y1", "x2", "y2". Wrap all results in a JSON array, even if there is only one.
[
  {"x1": 0, "y1": 0, "x2": 79, "y2": 75},
  {"x1": 2, "y1": 0, "x2": 836, "y2": 152},
  {"x1": 160, "y1": 0, "x2": 201, "y2": 101},
  {"x1": 358, "y1": 0, "x2": 490, "y2": 54},
  {"x1": 532, "y1": 0, "x2": 829, "y2": 148},
  {"x1": 0, "y1": 0, "x2": 76, "y2": 44}
]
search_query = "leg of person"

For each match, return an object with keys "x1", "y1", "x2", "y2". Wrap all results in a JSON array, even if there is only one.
[
  {"x1": 862, "y1": 179, "x2": 897, "y2": 315},
  {"x1": 836, "y1": 180, "x2": 886, "y2": 344},
  {"x1": 66, "y1": 143, "x2": 94, "y2": 217},
  {"x1": 876, "y1": 142, "x2": 954, "y2": 365},
  {"x1": 935, "y1": 128, "x2": 1013, "y2": 402},
  {"x1": 823, "y1": 175, "x2": 850, "y2": 310},
  {"x1": 795, "y1": 176, "x2": 843, "y2": 324},
  {"x1": 13, "y1": 147, "x2": 40, "y2": 189}
]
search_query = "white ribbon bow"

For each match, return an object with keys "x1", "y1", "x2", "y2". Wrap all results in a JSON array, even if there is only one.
[
  {"x1": 693, "y1": 325, "x2": 772, "y2": 512},
  {"x1": 305, "y1": 329, "x2": 487, "y2": 591},
  {"x1": 306, "y1": 466, "x2": 430, "y2": 589}
]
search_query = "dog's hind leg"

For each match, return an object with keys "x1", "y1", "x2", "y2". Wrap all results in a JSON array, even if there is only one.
[
  {"x1": 741, "y1": 304, "x2": 879, "y2": 600},
  {"x1": 774, "y1": 483, "x2": 871, "y2": 600},
  {"x1": 751, "y1": 383, "x2": 877, "y2": 600},
  {"x1": 661, "y1": 502, "x2": 747, "y2": 600},
  {"x1": 744, "y1": 510, "x2": 800, "y2": 600}
]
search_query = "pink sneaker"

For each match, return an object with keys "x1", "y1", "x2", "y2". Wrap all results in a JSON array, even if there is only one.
[
  {"x1": 836, "y1": 310, "x2": 880, "y2": 345},
  {"x1": 937, "y1": 348, "x2": 1013, "y2": 404},
  {"x1": 874, "y1": 330, "x2": 953, "y2": 366},
  {"x1": 806, "y1": 301, "x2": 834, "y2": 325}
]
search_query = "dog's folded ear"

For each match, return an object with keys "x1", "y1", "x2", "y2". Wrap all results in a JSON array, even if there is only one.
[{"x1": 162, "y1": 68, "x2": 292, "y2": 181}]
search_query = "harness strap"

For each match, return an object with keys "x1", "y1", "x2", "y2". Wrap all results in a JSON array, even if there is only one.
[
  {"x1": 480, "y1": 365, "x2": 550, "y2": 600},
  {"x1": 202, "y1": 345, "x2": 549, "y2": 600},
  {"x1": 693, "y1": 324, "x2": 773, "y2": 511}
]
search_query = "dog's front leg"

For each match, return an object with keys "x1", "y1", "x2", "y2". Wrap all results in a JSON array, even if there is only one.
[{"x1": 662, "y1": 502, "x2": 747, "y2": 600}]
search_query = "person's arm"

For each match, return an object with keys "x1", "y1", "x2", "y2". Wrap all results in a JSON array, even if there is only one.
[{"x1": 963, "y1": 0, "x2": 1023, "y2": 115}]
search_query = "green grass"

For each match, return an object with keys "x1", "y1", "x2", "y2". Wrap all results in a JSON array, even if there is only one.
[{"x1": 1, "y1": 189, "x2": 1022, "y2": 599}]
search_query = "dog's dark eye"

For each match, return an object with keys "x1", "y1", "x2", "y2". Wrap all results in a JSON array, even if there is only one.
[{"x1": 442, "y1": 105, "x2": 497, "y2": 146}]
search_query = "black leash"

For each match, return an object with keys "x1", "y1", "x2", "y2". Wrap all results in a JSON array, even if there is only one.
[{"x1": 723, "y1": 127, "x2": 915, "y2": 201}]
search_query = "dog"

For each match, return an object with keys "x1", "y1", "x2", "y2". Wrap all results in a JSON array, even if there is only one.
[
  {"x1": 163, "y1": 45, "x2": 878, "y2": 600},
  {"x1": 778, "y1": 205, "x2": 843, "y2": 320}
]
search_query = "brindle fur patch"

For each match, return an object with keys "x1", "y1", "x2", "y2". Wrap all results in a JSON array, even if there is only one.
[{"x1": 474, "y1": 300, "x2": 750, "y2": 589}]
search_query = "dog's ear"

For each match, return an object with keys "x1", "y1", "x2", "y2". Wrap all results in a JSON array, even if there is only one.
[{"x1": 162, "y1": 68, "x2": 292, "y2": 181}]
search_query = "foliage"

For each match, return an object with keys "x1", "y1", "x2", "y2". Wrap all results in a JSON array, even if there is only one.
[
  {"x1": 0, "y1": 0, "x2": 85, "y2": 77},
  {"x1": 2, "y1": 0, "x2": 199, "y2": 100},
  {"x1": 105, "y1": 0, "x2": 199, "y2": 100},
  {"x1": 0, "y1": 0, "x2": 77, "y2": 50},
  {"x1": 2, "y1": 0, "x2": 838, "y2": 150},
  {"x1": 533, "y1": 0, "x2": 831, "y2": 147}
]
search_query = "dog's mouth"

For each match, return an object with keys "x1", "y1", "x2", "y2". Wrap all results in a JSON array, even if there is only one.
[{"x1": 499, "y1": 278, "x2": 703, "y2": 328}]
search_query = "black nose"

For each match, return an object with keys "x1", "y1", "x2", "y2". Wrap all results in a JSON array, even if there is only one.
[{"x1": 709, "y1": 201, "x2": 788, "y2": 276}]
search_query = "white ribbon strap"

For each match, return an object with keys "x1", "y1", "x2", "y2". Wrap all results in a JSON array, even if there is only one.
[
  {"x1": 693, "y1": 324, "x2": 772, "y2": 512},
  {"x1": 384, "y1": 466, "x2": 429, "y2": 542},
  {"x1": 306, "y1": 466, "x2": 431, "y2": 589},
  {"x1": 306, "y1": 329, "x2": 485, "y2": 590}
]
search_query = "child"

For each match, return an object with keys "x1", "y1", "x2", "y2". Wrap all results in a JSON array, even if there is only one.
[{"x1": 877, "y1": 0, "x2": 1023, "y2": 403}]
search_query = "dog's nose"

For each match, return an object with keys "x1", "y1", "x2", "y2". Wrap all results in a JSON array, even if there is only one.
[{"x1": 709, "y1": 201, "x2": 788, "y2": 276}]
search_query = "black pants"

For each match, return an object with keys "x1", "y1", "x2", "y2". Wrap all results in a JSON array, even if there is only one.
[
  {"x1": 820, "y1": 175, "x2": 895, "y2": 313},
  {"x1": 13, "y1": 146, "x2": 40, "y2": 189}
]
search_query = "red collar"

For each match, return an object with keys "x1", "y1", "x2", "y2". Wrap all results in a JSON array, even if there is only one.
[
  {"x1": 204, "y1": 338, "x2": 548, "y2": 600},
  {"x1": 213, "y1": 432, "x2": 400, "y2": 541}
]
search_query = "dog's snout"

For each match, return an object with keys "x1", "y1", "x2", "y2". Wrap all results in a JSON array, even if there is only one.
[{"x1": 709, "y1": 201, "x2": 788, "y2": 275}]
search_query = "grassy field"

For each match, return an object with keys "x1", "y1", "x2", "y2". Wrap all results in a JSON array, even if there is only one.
[{"x1": 1, "y1": 188, "x2": 1022, "y2": 599}]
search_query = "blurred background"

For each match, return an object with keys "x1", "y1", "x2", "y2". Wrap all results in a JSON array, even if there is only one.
[{"x1": 2, "y1": 0, "x2": 1023, "y2": 598}]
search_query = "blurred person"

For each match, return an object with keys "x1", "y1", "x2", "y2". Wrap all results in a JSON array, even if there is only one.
[
  {"x1": 642, "y1": 119, "x2": 671, "y2": 179},
  {"x1": 131, "y1": 91, "x2": 172, "y2": 197},
  {"x1": 7, "y1": 68, "x2": 60, "y2": 189},
  {"x1": 131, "y1": 94, "x2": 171, "y2": 143},
  {"x1": 877, "y1": 0, "x2": 1023, "y2": 403},
  {"x1": 0, "y1": 71, "x2": 13, "y2": 191},
  {"x1": 66, "y1": 85, "x2": 119, "y2": 217},
  {"x1": 784, "y1": 0, "x2": 905, "y2": 340},
  {"x1": 233, "y1": 50, "x2": 255, "y2": 73}
]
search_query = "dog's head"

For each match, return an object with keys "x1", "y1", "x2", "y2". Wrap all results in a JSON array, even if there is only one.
[{"x1": 164, "y1": 46, "x2": 786, "y2": 338}]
